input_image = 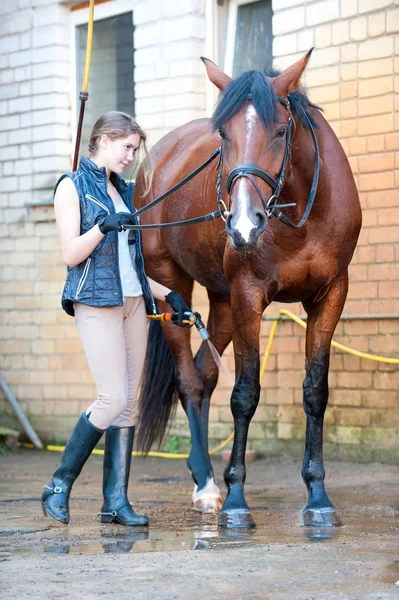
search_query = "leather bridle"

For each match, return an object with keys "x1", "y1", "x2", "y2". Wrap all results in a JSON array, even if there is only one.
[{"x1": 124, "y1": 97, "x2": 320, "y2": 231}]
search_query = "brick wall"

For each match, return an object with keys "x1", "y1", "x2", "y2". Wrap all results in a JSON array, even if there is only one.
[{"x1": 1, "y1": 0, "x2": 398, "y2": 461}]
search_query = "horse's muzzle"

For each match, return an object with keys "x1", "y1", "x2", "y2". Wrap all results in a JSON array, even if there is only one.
[{"x1": 225, "y1": 210, "x2": 267, "y2": 252}]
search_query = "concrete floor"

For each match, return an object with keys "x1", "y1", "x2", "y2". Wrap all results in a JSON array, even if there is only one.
[{"x1": 0, "y1": 449, "x2": 398, "y2": 599}]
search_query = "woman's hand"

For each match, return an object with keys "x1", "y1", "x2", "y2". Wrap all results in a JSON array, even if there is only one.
[
  {"x1": 165, "y1": 291, "x2": 192, "y2": 328},
  {"x1": 97, "y1": 213, "x2": 134, "y2": 234}
]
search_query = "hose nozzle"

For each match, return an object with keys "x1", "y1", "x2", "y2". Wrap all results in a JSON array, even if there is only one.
[
  {"x1": 161, "y1": 311, "x2": 210, "y2": 340},
  {"x1": 193, "y1": 313, "x2": 210, "y2": 340}
]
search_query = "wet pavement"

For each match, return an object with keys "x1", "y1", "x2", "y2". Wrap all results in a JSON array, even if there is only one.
[{"x1": 0, "y1": 450, "x2": 398, "y2": 599}]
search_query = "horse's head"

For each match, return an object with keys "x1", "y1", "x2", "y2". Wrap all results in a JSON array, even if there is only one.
[{"x1": 202, "y1": 51, "x2": 313, "y2": 252}]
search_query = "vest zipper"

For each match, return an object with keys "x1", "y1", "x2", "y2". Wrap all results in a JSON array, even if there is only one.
[
  {"x1": 86, "y1": 194, "x2": 110, "y2": 214},
  {"x1": 76, "y1": 257, "x2": 92, "y2": 299}
]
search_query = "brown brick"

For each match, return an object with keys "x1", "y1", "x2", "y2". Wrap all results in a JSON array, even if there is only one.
[
  {"x1": 340, "y1": 119, "x2": 358, "y2": 137},
  {"x1": 30, "y1": 371, "x2": 54, "y2": 384},
  {"x1": 349, "y1": 281, "x2": 378, "y2": 298},
  {"x1": 378, "y1": 281, "x2": 399, "y2": 298},
  {"x1": 335, "y1": 407, "x2": 371, "y2": 427},
  {"x1": 341, "y1": 100, "x2": 358, "y2": 119},
  {"x1": 42, "y1": 385, "x2": 69, "y2": 400},
  {"x1": 359, "y1": 36, "x2": 394, "y2": 61},
  {"x1": 359, "y1": 152, "x2": 394, "y2": 174},
  {"x1": 369, "y1": 334, "x2": 399, "y2": 355},
  {"x1": 376, "y1": 244, "x2": 395, "y2": 262},
  {"x1": 356, "y1": 245, "x2": 376, "y2": 264},
  {"x1": 374, "y1": 371, "x2": 399, "y2": 390},
  {"x1": 361, "y1": 209, "x2": 377, "y2": 226},
  {"x1": 367, "y1": 189, "x2": 399, "y2": 208},
  {"x1": 359, "y1": 114, "x2": 394, "y2": 136},
  {"x1": 368, "y1": 263, "x2": 399, "y2": 280},
  {"x1": 343, "y1": 319, "x2": 379, "y2": 336},
  {"x1": 349, "y1": 137, "x2": 367, "y2": 155},
  {"x1": 349, "y1": 264, "x2": 368, "y2": 282},
  {"x1": 366, "y1": 135, "x2": 385, "y2": 153},
  {"x1": 31, "y1": 340, "x2": 55, "y2": 355},
  {"x1": 340, "y1": 81, "x2": 358, "y2": 101},
  {"x1": 336, "y1": 372, "x2": 373, "y2": 389},
  {"x1": 54, "y1": 370, "x2": 85, "y2": 384},
  {"x1": 359, "y1": 76, "x2": 394, "y2": 98},
  {"x1": 340, "y1": 64, "x2": 357, "y2": 81},
  {"x1": 358, "y1": 57, "x2": 394, "y2": 79},
  {"x1": 377, "y1": 207, "x2": 399, "y2": 227},
  {"x1": 2, "y1": 340, "x2": 30, "y2": 354},
  {"x1": 329, "y1": 389, "x2": 362, "y2": 406},
  {"x1": 359, "y1": 94, "x2": 394, "y2": 117},
  {"x1": 14, "y1": 325, "x2": 39, "y2": 339},
  {"x1": 358, "y1": 172, "x2": 394, "y2": 191},
  {"x1": 370, "y1": 299, "x2": 399, "y2": 314},
  {"x1": 379, "y1": 319, "x2": 399, "y2": 334},
  {"x1": 53, "y1": 400, "x2": 81, "y2": 416},
  {"x1": 362, "y1": 390, "x2": 398, "y2": 408}
]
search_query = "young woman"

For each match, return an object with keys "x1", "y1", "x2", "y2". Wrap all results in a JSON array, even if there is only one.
[{"x1": 42, "y1": 111, "x2": 193, "y2": 527}]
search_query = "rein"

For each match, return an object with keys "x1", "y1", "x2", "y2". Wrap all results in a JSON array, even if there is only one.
[
  {"x1": 123, "y1": 148, "x2": 223, "y2": 231},
  {"x1": 124, "y1": 97, "x2": 320, "y2": 232}
]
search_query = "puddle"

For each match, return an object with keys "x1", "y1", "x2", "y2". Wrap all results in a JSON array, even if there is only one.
[{"x1": 1, "y1": 502, "x2": 397, "y2": 559}]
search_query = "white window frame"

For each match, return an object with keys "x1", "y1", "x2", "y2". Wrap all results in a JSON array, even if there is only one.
[
  {"x1": 223, "y1": 0, "x2": 264, "y2": 77},
  {"x1": 69, "y1": 0, "x2": 134, "y2": 148}
]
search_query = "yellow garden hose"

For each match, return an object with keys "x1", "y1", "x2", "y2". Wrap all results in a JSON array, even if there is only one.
[{"x1": 40, "y1": 308, "x2": 399, "y2": 458}]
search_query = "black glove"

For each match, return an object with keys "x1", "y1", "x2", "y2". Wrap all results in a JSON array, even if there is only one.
[
  {"x1": 165, "y1": 290, "x2": 192, "y2": 328},
  {"x1": 97, "y1": 212, "x2": 134, "y2": 234}
]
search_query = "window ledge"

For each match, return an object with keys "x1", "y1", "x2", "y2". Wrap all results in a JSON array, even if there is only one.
[{"x1": 26, "y1": 199, "x2": 55, "y2": 222}]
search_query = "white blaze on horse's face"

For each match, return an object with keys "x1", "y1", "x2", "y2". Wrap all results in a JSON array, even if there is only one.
[{"x1": 234, "y1": 104, "x2": 260, "y2": 243}]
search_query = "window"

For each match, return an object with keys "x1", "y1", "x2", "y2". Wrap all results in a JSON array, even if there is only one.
[
  {"x1": 223, "y1": 0, "x2": 273, "y2": 77},
  {"x1": 233, "y1": 0, "x2": 273, "y2": 76},
  {"x1": 75, "y1": 11, "x2": 134, "y2": 157}
]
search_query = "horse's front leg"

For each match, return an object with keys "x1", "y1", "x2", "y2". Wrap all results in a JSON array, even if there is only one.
[
  {"x1": 219, "y1": 284, "x2": 265, "y2": 528},
  {"x1": 301, "y1": 271, "x2": 349, "y2": 527},
  {"x1": 192, "y1": 292, "x2": 232, "y2": 511}
]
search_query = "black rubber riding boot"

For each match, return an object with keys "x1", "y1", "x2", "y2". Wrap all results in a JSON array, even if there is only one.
[
  {"x1": 99, "y1": 426, "x2": 149, "y2": 526},
  {"x1": 41, "y1": 413, "x2": 104, "y2": 524}
]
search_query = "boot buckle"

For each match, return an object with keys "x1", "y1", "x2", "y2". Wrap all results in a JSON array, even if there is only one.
[
  {"x1": 53, "y1": 486, "x2": 63, "y2": 494},
  {"x1": 98, "y1": 510, "x2": 118, "y2": 517}
]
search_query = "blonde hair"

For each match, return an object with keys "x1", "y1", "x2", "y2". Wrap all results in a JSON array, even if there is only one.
[{"x1": 89, "y1": 110, "x2": 153, "y2": 193}]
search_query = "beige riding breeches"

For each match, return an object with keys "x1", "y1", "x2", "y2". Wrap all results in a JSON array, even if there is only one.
[{"x1": 74, "y1": 296, "x2": 148, "y2": 429}]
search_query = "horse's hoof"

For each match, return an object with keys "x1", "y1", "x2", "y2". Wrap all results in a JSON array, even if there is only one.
[
  {"x1": 192, "y1": 479, "x2": 223, "y2": 513},
  {"x1": 302, "y1": 507, "x2": 342, "y2": 527},
  {"x1": 218, "y1": 508, "x2": 256, "y2": 529},
  {"x1": 192, "y1": 496, "x2": 223, "y2": 513}
]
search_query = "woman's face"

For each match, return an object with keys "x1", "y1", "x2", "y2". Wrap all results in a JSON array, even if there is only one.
[{"x1": 101, "y1": 133, "x2": 141, "y2": 174}]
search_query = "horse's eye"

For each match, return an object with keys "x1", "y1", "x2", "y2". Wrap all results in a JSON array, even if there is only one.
[
  {"x1": 276, "y1": 127, "x2": 287, "y2": 138},
  {"x1": 218, "y1": 128, "x2": 227, "y2": 140}
]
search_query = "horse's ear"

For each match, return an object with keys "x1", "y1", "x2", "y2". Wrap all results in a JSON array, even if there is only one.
[
  {"x1": 271, "y1": 48, "x2": 313, "y2": 97},
  {"x1": 200, "y1": 57, "x2": 233, "y2": 91}
]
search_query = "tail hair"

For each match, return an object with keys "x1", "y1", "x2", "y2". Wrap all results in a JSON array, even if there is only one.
[{"x1": 136, "y1": 320, "x2": 178, "y2": 453}]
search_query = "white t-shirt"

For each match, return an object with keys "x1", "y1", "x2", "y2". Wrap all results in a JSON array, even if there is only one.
[{"x1": 115, "y1": 202, "x2": 143, "y2": 297}]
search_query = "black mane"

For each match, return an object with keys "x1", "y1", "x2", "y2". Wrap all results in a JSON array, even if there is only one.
[{"x1": 211, "y1": 67, "x2": 319, "y2": 131}]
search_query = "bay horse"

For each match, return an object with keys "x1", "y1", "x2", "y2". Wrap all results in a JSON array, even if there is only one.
[{"x1": 134, "y1": 50, "x2": 362, "y2": 528}]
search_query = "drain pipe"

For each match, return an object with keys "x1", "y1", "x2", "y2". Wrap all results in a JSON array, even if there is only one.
[{"x1": 0, "y1": 372, "x2": 43, "y2": 449}]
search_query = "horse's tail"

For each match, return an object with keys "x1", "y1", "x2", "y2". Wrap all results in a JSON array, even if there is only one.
[{"x1": 136, "y1": 320, "x2": 178, "y2": 454}]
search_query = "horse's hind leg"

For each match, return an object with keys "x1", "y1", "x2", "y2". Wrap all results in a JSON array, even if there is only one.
[
  {"x1": 192, "y1": 292, "x2": 232, "y2": 512},
  {"x1": 301, "y1": 270, "x2": 349, "y2": 527}
]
